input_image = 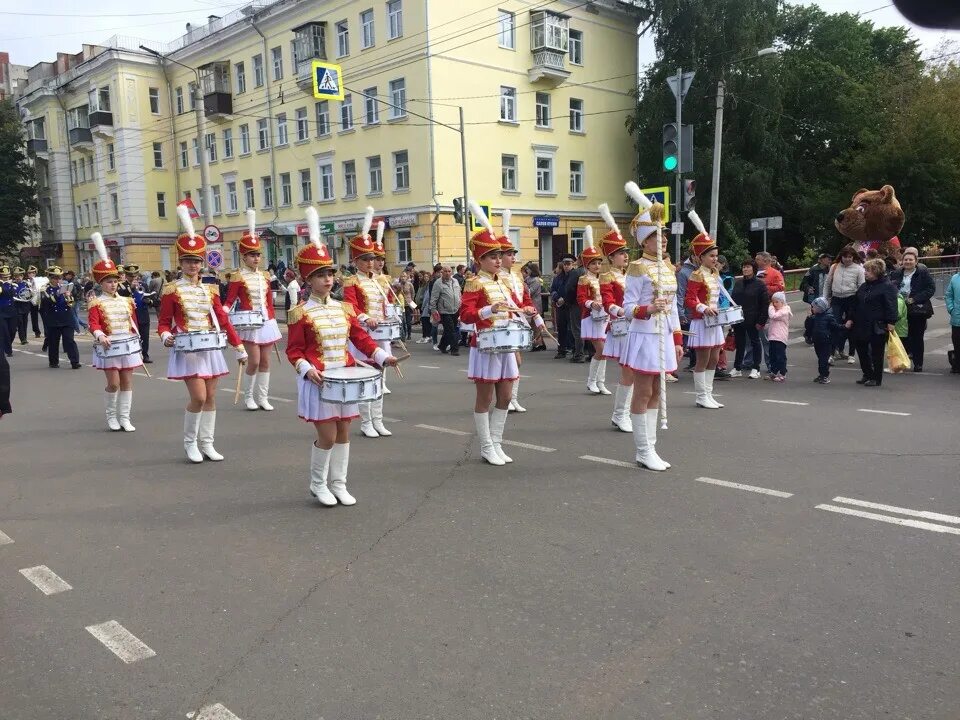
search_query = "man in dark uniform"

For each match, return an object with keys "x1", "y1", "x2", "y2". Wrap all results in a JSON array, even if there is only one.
[
  {"x1": 117, "y1": 264, "x2": 153, "y2": 363},
  {"x1": 0, "y1": 266, "x2": 17, "y2": 357},
  {"x1": 12, "y1": 268, "x2": 32, "y2": 345},
  {"x1": 38, "y1": 266, "x2": 80, "y2": 369},
  {"x1": 26, "y1": 266, "x2": 43, "y2": 338}
]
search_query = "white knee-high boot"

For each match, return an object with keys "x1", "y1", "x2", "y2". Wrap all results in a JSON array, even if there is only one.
[
  {"x1": 509, "y1": 380, "x2": 527, "y2": 412},
  {"x1": 183, "y1": 410, "x2": 203, "y2": 463},
  {"x1": 372, "y1": 397, "x2": 391, "y2": 436},
  {"x1": 198, "y1": 410, "x2": 224, "y2": 461},
  {"x1": 474, "y1": 412, "x2": 504, "y2": 465},
  {"x1": 105, "y1": 391, "x2": 121, "y2": 431},
  {"x1": 117, "y1": 390, "x2": 135, "y2": 432},
  {"x1": 586, "y1": 359, "x2": 600, "y2": 394},
  {"x1": 705, "y1": 368, "x2": 724, "y2": 408},
  {"x1": 646, "y1": 410, "x2": 671, "y2": 468},
  {"x1": 694, "y1": 372, "x2": 721, "y2": 409},
  {"x1": 611, "y1": 384, "x2": 633, "y2": 433},
  {"x1": 632, "y1": 412, "x2": 667, "y2": 471},
  {"x1": 242, "y1": 372, "x2": 258, "y2": 411},
  {"x1": 255, "y1": 371, "x2": 274, "y2": 411},
  {"x1": 596, "y1": 359, "x2": 611, "y2": 395},
  {"x1": 329, "y1": 442, "x2": 356, "y2": 505},
  {"x1": 309, "y1": 443, "x2": 337, "y2": 506},
  {"x1": 359, "y1": 402, "x2": 379, "y2": 438},
  {"x1": 488, "y1": 407, "x2": 512, "y2": 463}
]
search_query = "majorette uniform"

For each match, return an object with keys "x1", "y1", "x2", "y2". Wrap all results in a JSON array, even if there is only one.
[
  {"x1": 226, "y1": 210, "x2": 283, "y2": 411},
  {"x1": 341, "y1": 208, "x2": 393, "y2": 438},
  {"x1": 576, "y1": 228, "x2": 610, "y2": 395},
  {"x1": 596, "y1": 203, "x2": 632, "y2": 432},
  {"x1": 683, "y1": 216, "x2": 725, "y2": 410},
  {"x1": 88, "y1": 232, "x2": 142, "y2": 432},
  {"x1": 372, "y1": 228, "x2": 403, "y2": 396},
  {"x1": 288, "y1": 208, "x2": 389, "y2": 505}
]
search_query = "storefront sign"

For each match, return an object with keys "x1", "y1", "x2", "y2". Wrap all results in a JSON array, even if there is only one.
[
  {"x1": 334, "y1": 218, "x2": 362, "y2": 233},
  {"x1": 533, "y1": 215, "x2": 560, "y2": 228},
  {"x1": 389, "y1": 213, "x2": 417, "y2": 228},
  {"x1": 296, "y1": 221, "x2": 336, "y2": 237}
]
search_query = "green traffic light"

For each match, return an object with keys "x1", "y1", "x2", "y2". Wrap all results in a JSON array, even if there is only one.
[{"x1": 663, "y1": 156, "x2": 678, "y2": 171}]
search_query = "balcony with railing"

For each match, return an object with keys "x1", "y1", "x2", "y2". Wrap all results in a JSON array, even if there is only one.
[
  {"x1": 67, "y1": 106, "x2": 94, "y2": 149},
  {"x1": 27, "y1": 138, "x2": 48, "y2": 156},
  {"x1": 199, "y1": 62, "x2": 233, "y2": 118},
  {"x1": 528, "y1": 10, "x2": 570, "y2": 86},
  {"x1": 293, "y1": 22, "x2": 328, "y2": 90},
  {"x1": 88, "y1": 87, "x2": 113, "y2": 133}
]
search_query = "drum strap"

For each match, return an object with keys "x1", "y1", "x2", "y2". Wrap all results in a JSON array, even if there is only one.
[
  {"x1": 717, "y1": 283, "x2": 739, "y2": 308},
  {"x1": 209, "y1": 301, "x2": 222, "y2": 334}
]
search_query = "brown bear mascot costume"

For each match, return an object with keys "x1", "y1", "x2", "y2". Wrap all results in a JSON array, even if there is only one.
[{"x1": 834, "y1": 185, "x2": 905, "y2": 259}]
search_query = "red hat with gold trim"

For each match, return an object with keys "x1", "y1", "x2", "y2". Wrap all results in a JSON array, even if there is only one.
[
  {"x1": 498, "y1": 209, "x2": 516, "y2": 253},
  {"x1": 239, "y1": 208, "x2": 263, "y2": 255},
  {"x1": 597, "y1": 203, "x2": 627, "y2": 257},
  {"x1": 468, "y1": 201, "x2": 502, "y2": 263},
  {"x1": 175, "y1": 203, "x2": 206, "y2": 260},
  {"x1": 90, "y1": 232, "x2": 121, "y2": 283},
  {"x1": 349, "y1": 206, "x2": 378, "y2": 261},
  {"x1": 687, "y1": 210, "x2": 717, "y2": 257},
  {"x1": 297, "y1": 207, "x2": 334, "y2": 280},
  {"x1": 373, "y1": 220, "x2": 386, "y2": 259},
  {"x1": 579, "y1": 225, "x2": 602, "y2": 266}
]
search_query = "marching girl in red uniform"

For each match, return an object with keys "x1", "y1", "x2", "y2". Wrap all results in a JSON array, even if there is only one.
[
  {"x1": 158, "y1": 205, "x2": 247, "y2": 463},
  {"x1": 226, "y1": 209, "x2": 283, "y2": 411},
  {"x1": 460, "y1": 202, "x2": 535, "y2": 466},
  {"x1": 597, "y1": 203, "x2": 633, "y2": 432},
  {"x1": 87, "y1": 232, "x2": 142, "y2": 432},
  {"x1": 287, "y1": 208, "x2": 398, "y2": 506},
  {"x1": 576, "y1": 227, "x2": 610, "y2": 395},
  {"x1": 683, "y1": 211, "x2": 725, "y2": 410},
  {"x1": 371, "y1": 221, "x2": 403, "y2": 395}
]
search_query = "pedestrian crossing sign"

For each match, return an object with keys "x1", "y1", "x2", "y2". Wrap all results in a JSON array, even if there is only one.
[
  {"x1": 640, "y1": 186, "x2": 670, "y2": 224},
  {"x1": 312, "y1": 61, "x2": 344, "y2": 101},
  {"x1": 470, "y1": 201, "x2": 492, "y2": 233}
]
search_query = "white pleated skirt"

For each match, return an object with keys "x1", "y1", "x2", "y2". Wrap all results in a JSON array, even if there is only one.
[
  {"x1": 92, "y1": 351, "x2": 143, "y2": 371},
  {"x1": 619, "y1": 332, "x2": 678, "y2": 376},
  {"x1": 467, "y1": 346, "x2": 519, "y2": 383},
  {"x1": 167, "y1": 347, "x2": 230, "y2": 380},
  {"x1": 347, "y1": 340, "x2": 389, "y2": 365},
  {"x1": 581, "y1": 316, "x2": 608, "y2": 340},
  {"x1": 238, "y1": 317, "x2": 282, "y2": 346},
  {"x1": 602, "y1": 331, "x2": 626, "y2": 362},
  {"x1": 688, "y1": 318, "x2": 725, "y2": 349},
  {"x1": 297, "y1": 374, "x2": 360, "y2": 423}
]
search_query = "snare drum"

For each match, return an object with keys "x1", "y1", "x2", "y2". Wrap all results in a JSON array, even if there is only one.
[
  {"x1": 173, "y1": 331, "x2": 227, "y2": 353},
  {"x1": 229, "y1": 310, "x2": 265, "y2": 330},
  {"x1": 703, "y1": 305, "x2": 744, "y2": 327},
  {"x1": 368, "y1": 320, "x2": 401, "y2": 342},
  {"x1": 477, "y1": 320, "x2": 533, "y2": 354},
  {"x1": 609, "y1": 317, "x2": 630, "y2": 337},
  {"x1": 590, "y1": 306, "x2": 608, "y2": 323},
  {"x1": 321, "y1": 366, "x2": 383, "y2": 404},
  {"x1": 94, "y1": 333, "x2": 142, "y2": 359},
  {"x1": 384, "y1": 304, "x2": 401, "y2": 320}
]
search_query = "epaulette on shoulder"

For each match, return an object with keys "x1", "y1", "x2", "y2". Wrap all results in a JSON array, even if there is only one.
[
  {"x1": 626, "y1": 260, "x2": 649, "y2": 278},
  {"x1": 342, "y1": 275, "x2": 358, "y2": 287},
  {"x1": 690, "y1": 268, "x2": 706, "y2": 283},
  {"x1": 287, "y1": 302, "x2": 305, "y2": 324},
  {"x1": 87, "y1": 297, "x2": 101, "y2": 309},
  {"x1": 204, "y1": 284, "x2": 219, "y2": 299},
  {"x1": 464, "y1": 277, "x2": 483, "y2": 293},
  {"x1": 162, "y1": 284, "x2": 177, "y2": 296},
  {"x1": 341, "y1": 301, "x2": 356, "y2": 317},
  {"x1": 578, "y1": 274, "x2": 594, "y2": 286},
  {"x1": 599, "y1": 271, "x2": 616, "y2": 284},
  {"x1": 126, "y1": 296, "x2": 136, "y2": 309}
]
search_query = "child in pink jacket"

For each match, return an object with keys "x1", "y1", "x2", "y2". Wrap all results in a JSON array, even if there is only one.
[{"x1": 766, "y1": 291, "x2": 793, "y2": 381}]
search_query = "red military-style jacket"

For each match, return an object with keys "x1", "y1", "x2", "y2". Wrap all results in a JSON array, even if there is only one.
[{"x1": 157, "y1": 278, "x2": 243, "y2": 347}]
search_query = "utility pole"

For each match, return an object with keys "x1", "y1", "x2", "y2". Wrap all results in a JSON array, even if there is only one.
[
  {"x1": 709, "y1": 79, "x2": 725, "y2": 240},
  {"x1": 193, "y1": 83, "x2": 212, "y2": 227},
  {"x1": 459, "y1": 106, "x2": 470, "y2": 265},
  {"x1": 674, "y1": 65, "x2": 683, "y2": 262}
]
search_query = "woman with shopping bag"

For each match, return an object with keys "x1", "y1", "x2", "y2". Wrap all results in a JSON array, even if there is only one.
[{"x1": 845, "y1": 258, "x2": 898, "y2": 387}]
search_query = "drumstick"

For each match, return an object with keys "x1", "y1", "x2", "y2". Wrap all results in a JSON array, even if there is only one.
[
  {"x1": 141, "y1": 361, "x2": 151, "y2": 378},
  {"x1": 274, "y1": 344, "x2": 282, "y2": 361},
  {"x1": 233, "y1": 363, "x2": 244, "y2": 404}
]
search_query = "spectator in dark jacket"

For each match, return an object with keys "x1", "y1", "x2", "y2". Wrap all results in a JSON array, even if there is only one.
[
  {"x1": 550, "y1": 255, "x2": 576, "y2": 358},
  {"x1": 730, "y1": 260, "x2": 769, "y2": 378},
  {"x1": 805, "y1": 297, "x2": 842, "y2": 383},
  {"x1": 845, "y1": 258, "x2": 898, "y2": 387},
  {"x1": 800, "y1": 254, "x2": 832, "y2": 304},
  {"x1": 889, "y1": 247, "x2": 936, "y2": 372},
  {"x1": 563, "y1": 261, "x2": 586, "y2": 363}
]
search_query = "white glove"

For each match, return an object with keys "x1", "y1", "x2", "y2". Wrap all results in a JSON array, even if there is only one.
[{"x1": 235, "y1": 347, "x2": 249, "y2": 362}]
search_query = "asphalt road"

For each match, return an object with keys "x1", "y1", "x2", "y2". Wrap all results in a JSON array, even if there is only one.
[{"x1": 2, "y1": 300, "x2": 958, "y2": 720}]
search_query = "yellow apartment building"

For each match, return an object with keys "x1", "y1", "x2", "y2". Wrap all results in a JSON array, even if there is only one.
[{"x1": 18, "y1": 0, "x2": 640, "y2": 277}]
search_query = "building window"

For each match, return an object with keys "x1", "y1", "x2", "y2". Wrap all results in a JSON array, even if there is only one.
[
  {"x1": 360, "y1": 9, "x2": 375, "y2": 48},
  {"x1": 299, "y1": 169, "x2": 312, "y2": 202},
  {"x1": 188, "y1": 82, "x2": 197, "y2": 111},
  {"x1": 257, "y1": 119, "x2": 269, "y2": 150},
  {"x1": 239, "y1": 124, "x2": 251, "y2": 154},
  {"x1": 148, "y1": 87, "x2": 160, "y2": 114},
  {"x1": 396, "y1": 228, "x2": 411, "y2": 263},
  {"x1": 71, "y1": 161, "x2": 77, "y2": 185},
  {"x1": 343, "y1": 160, "x2": 357, "y2": 197},
  {"x1": 501, "y1": 154, "x2": 517, "y2": 191},
  {"x1": 316, "y1": 101, "x2": 330, "y2": 136},
  {"x1": 193, "y1": 138, "x2": 201, "y2": 165},
  {"x1": 253, "y1": 54, "x2": 264, "y2": 87},
  {"x1": 92, "y1": 201, "x2": 99, "y2": 225},
  {"x1": 261, "y1": 176, "x2": 273, "y2": 208},
  {"x1": 227, "y1": 181, "x2": 238, "y2": 213},
  {"x1": 568, "y1": 29, "x2": 583, "y2": 65},
  {"x1": 364, "y1": 87, "x2": 379, "y2": 125},
  {"x1": 235, "y1": 61, "x2": 246, "y2": 93},
  {"x1": 194, "y1": 189, "x2": 203, "y2": 217},
  {"x1": 107, "y1": 143, "x2": 115, "y2": 171},
  {"x1": 78, "y1": 160, "x2": 86, "y2": 183},
  {"x1": 178, "y1": 141, "x2": 188, "y2": 169},
  {"x1": 276, "y1": 114, "x2": 288, "y2": 146},
  {"x1": 336, "y1": 20, "x2": 350, "y2": 57},
  {"x1": 271, "y1": 46, "x2": 284, "y2": 81},
  {"x1": 500, "y1": 86, "x2": 517, "y2": 122},
  {"x1": 175, "y1": 87, "x2": 184, "y2": 114},
  {"x1": 393, "y1": 150, "x2": 409, "y2": 190},
  {"x1": 88, "y1": 156, "x2": 95, "y2": 180},
  {"x1": 243, "y1": 179, "x2": 255, "y2": 209},
  {"x1": 295, "y1": 107, "x2": 308, "y2": 141},
  {"x1": 223, "y1": 128, "x2": 233, "y2": 158},
  {"x1": 536, "y1": 155, "x2": 554, "y2": 193},
  {"x1": 340, "y1": 94, "x2": 354, "y2": 131},
  {"x1": 319, "y1": 162, "x2": 334, "y2": 201},
  {"x1": 388, "y1": 78, "x2": 406, "y2": 118},
  {"x1": 570, "y1": 228, "x2": 584, "y2": 256},
  {"x1": 75, "y1": 205, "x2": 82, "y2": 228},
  {"x1": 153, "y1": 142, "x2": 164, "y2": 168},
  {"x1": 279, "y1": 172, "x2": 292, "y2": 206},
  {"x1": 387, "y1": 0, "x2": 403, "y2": 39},
  {"x1": 367, "y1": 155, "x2": 382, "y2": 194},
  {"x1": 206, "y1": 132, "x2": 217, "y2": 162},
  {"x1": 569, "y1": 98, "x2": 584, "y2": 133},
  {"x1": 570, "y1": 160, "x2": 584, "y2": 195},
  {"x1": 110, "y1": 193, "x2": 119, "y2": 221},
  {"x1": 212, "y1": 185, "x2": 222, "y2": 215},
  {"x1": 535, "y1": 92, "x2": 551, "y2": 128},
  {"x1": 498, "y1": 10, "x2": 515, "y2": 49}
]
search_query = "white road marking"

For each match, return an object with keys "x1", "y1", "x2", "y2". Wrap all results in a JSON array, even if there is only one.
[
  {"x1": 558, "y1": 379, "x2": 580, "y2": 383},
  {"x1": 382, "y1": 416, "x2": 402, "y2": 423},
  {"x1": 217, "y1": 388, "x2": 292, "y2": 403},
  {"x1": 500, "y1": 439, "x2": 556, "y2": 452},
  {"x1": 816, "y1": 504, "x2": 960, "y2": 536},
  {"x1": 857, "y1": 408, "x2": 911, "y2": 417},
  {"x1": 194, "y1": 704, "x2": 243, "y2": 720},
  {"x1": 694, "y1": 476, "x2": 794, "y2": 498},
  {"x1": 683, "y1": 391, "x2": 723, "y2": 396},
  {"x1": 458, "y1": 368, "x2": 468, "y2": 373},
  {"x1": 0, "y1": 530, "x2": 13, "y2": 545},
  {"x1": 580, "y1": 455, "x2": 636, "y2": 469},
  {"x1": 19, "y1": 566, "x2": 72, "y2": 595},
  {"x1": 832, "y1": 496, "x2": 960, "y2": 525},
  {"x1": 415, "y1": 423, "x2": 470, "y2": 436},
  {"x1": 417, "y1": 365, "x2": 441, "y2": 369},
  {"x1": 85, "y1": 621, "x2": 156, "y2": 663},
  {"x1": 762, "y1": 399, "x2": 809, "y2": 406}
]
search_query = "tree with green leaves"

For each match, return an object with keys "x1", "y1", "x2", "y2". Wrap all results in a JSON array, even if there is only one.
[{"x1": 0, "y1": 99, "x2": 39, "y2": 261}]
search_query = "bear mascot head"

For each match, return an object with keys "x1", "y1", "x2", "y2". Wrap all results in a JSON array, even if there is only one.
[{"x1": 835, "y1": 185, "x2": 904, "y2": 258}]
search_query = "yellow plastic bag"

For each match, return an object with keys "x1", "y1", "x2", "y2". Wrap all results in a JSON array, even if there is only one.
[{"x1": 886, "y1": 331, "x2": 911, "y2": 372}]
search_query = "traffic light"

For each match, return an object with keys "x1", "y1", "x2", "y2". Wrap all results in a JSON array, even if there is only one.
[
  {"x1": 453, "y1": 197, "x2": 464, "y2": 224},
  {"x1": 680, "y1": 124, "x2": 694, "y2": 173},
  {"x1": 662, "y1": 123, "x2": 679, "y2": 172},
  {"x1": 683, "y1": 179, "x2": 696, "y2": 211}
]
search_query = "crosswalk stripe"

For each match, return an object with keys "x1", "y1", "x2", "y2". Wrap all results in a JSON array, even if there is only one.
[
  {"x1": 816, "y1": 503, "x2": 960, "y2": 536},
  {"x1": 193, "y1": 704, "x2": 243, "y2": 720},
  {"x1": 85, "y1": 621, "x2": 156, "y2": 663},
  {"x1": 19, "y1": 566, "x2": 72, "y2": 595},
  {"x1": 415, "y1": 424, "x2": 470, "y2": 436}
]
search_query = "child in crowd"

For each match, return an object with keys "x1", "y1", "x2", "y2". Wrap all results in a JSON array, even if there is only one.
[
  {"x1": 805, "y1": 297, "x2": 841, "y2": 383},
  {"x1": 766, "y1": 291, "x2": 793, "y2": 382}
]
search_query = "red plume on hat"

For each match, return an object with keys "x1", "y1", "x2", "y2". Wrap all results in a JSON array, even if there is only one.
[
  {"x1": 176, "y1": 203, "x2": 206, "y2": 260},
  {"x1": 91, "y1": 232, "x2": 120, "y2": 283},
  {"x1": 296, "y1": 206, "x2": 333, "y2": 279},
  {"x1": 239, "y1": 208, "x2": 261, "y2": 255}
]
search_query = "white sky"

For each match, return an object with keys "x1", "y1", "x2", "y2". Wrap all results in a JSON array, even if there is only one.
[{"x1": 3, "y1": 0, "x2": 957, "y2": 69}]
